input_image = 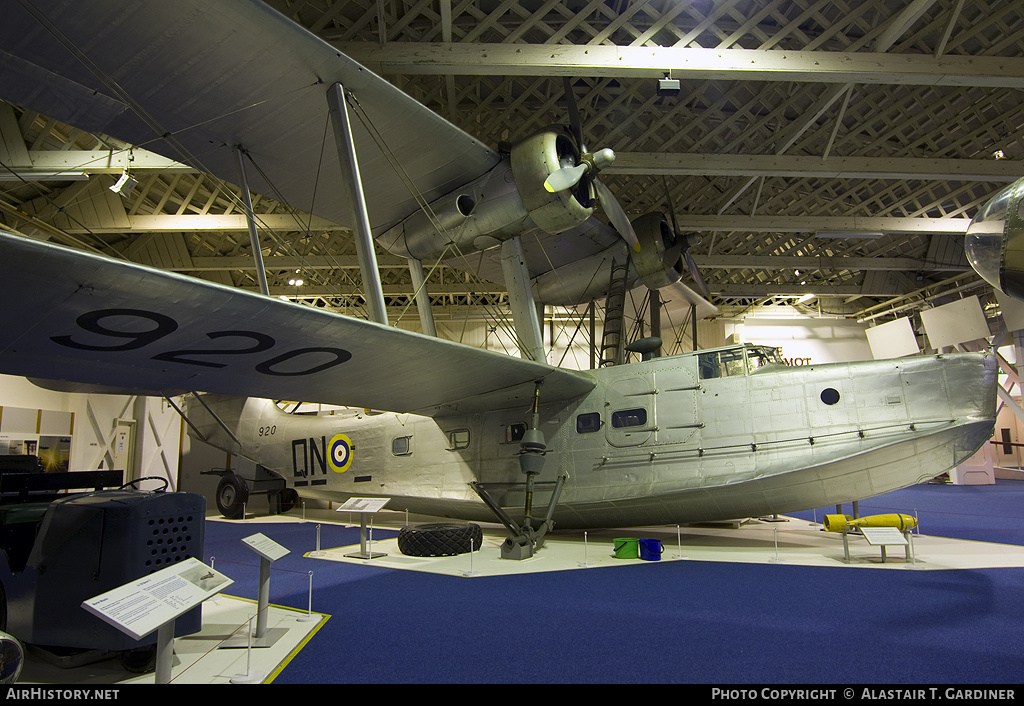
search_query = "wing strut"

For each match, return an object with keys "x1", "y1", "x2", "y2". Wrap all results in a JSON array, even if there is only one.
[
  {"x1": 499, "y1": 236, "x2": 546, "y2": 363},
  {"x1": 326, "y1": 82, "x2": 388, "y2": 325},
  {"x1": 234, "y1": 146, "x2": 270, "y2": 296},
  {"x1": 407, "y1": 257, "x2": 438, "y2": 337}
]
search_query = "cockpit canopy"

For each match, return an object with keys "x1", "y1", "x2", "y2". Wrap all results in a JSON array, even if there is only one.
[{"x1": 697, "y1": 344, "x2": 784, "y2": 380}]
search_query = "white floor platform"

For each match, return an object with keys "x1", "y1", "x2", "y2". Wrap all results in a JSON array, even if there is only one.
[
  {"x1": 300, "y1": 512, "x2": 1024, "y2": 576},
  {"x1": 16, "y1": 598, "x2": 327, "y2": 685},
  {"x1": 14, "y1": 510, "x2": 1024, "y2": 685}
]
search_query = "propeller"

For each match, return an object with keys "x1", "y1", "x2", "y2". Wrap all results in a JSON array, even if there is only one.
[
  {"x1": 546, "y1": 78, "x2": 640, "y2": 251},
  {"x1": 662, "y1": 177, "x2": 711, "y2": 299}
]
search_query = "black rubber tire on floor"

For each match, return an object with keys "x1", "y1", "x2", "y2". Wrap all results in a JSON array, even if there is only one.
[{"x1": 397, "y1": 522, "x2": 483, "y2": 557}]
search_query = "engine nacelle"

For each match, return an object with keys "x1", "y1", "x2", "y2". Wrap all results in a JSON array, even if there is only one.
[
  {"x1": 376, "y1": 129, "x2": 595, "y2": 261},
  {"x1": 630, "y1": 213, "x2": 684, "y2": 291},
  {"x1": 509, "y1": 129, "x2": 595, "y2": 234},
  {"x1": 531, "y1": 212, "x2": 685, "y2": 306},
  {"x1": 965, "y1": 176, "x2": 1024, "y2": 300}
]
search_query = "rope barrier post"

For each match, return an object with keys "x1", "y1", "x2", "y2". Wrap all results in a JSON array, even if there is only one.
[
  {"x1": 229, "y1": 615, "x2": 265, "y2": 684},
  {"x1": 299, "y1": 571, "x2": 319, "y2": 622}
]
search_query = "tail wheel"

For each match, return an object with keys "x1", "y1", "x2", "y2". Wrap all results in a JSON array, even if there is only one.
[
  {"x1": 215, "y1": 474, "x2": 249, "y2": 519},
  {"x1": 397, "y1": 522, "x2": 483, "y2": 557},
  {"x1": 279, "y1": 488, "x2": 299, "y2": 513}
]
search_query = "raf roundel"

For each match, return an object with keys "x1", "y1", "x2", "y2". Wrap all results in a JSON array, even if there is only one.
[{"x1": 329, "y1": 433, "x2": 353, "y2": 473}]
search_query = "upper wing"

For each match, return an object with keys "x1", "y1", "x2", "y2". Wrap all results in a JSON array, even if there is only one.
[
  {"x1": 0, "y1": 0, "x2": 498, "y2": 233},
  {"x1": 0, "y1": 230, "x2": 594, "y2": 414}
]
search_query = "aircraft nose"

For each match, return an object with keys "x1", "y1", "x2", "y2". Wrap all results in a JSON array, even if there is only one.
[{"x1": 965, "y1": 177, "x2": 1024, "y2": 299}]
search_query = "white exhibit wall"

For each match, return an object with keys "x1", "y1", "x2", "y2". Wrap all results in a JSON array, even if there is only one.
[
  {"x1": 920, "y1": 296, "x2": 990, "y2": 350},
  {"x1": 865, "y1": 317, "x2": 921, "y2": 359},
  {"x1": 0, "y1": 373, "x2": 181, "y2": 489},
  {"x1": 724, "y1": 316, "x2": 873, "y2": 364}
]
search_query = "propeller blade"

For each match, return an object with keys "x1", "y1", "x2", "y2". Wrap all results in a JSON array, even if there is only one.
[
  {"x1": 663, "y1": 176, "x2": 710, "y2": 298},
  {"x1": 663, "y1": 177, "x2": 681, "y2": 234},
  {"x1": 544, "y1": 163, "x2": 588, "y2": 193},
  {"x1": 594, "y1": 178, "x2": 639, "y2": 251},
  {"x1": 563, "y1": 77, "x2": 586, "y2": 152},
  {"x1": 684, "y1": 249, "x2": 711, "y2": 299}
]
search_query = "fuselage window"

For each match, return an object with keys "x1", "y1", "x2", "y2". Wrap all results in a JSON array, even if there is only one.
[
  {"x1": 576, "y1": 412, "x2": 601, "y2": 434},
  {"x1": 505, "y1": 423, "x2": 527, "y2": 443},
  {"x1": 447, "y1": 428, "x2": 471, "y2": 450},
  {"x1": 392, "y1": 435, "x2": 413, "y2": 456},
  {"x1": 611, "y1": 408, "x2": 647, "y2": 428}
]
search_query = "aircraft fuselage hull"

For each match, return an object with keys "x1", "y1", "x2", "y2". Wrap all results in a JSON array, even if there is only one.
[{"x1": 189, "y1": 346, "x2": 997, "y2": 529}]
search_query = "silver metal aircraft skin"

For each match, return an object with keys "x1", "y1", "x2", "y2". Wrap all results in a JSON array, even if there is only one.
[
  {"x1": 0, "y1": 230, "x2": 997, "y2": 533},
  {"x1": 187, "y1": 346, "x2": 997, "y2": 529},
  {"x1": 0, "y1": 2, "x2": 999, "y2": 534}
]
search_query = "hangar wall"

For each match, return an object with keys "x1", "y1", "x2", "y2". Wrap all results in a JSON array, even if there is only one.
[{"x1": 0, "y1": 373, "x2": 181, "y2": 490}]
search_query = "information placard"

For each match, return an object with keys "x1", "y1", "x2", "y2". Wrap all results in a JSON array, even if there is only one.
[
  {"x1": 338, "y1": 497, "x2": 390, "y2": 513},
  {"x1": 859, "y1": 527, "x2": 909, "y2": 546},
  {"x1": 242, "y1": 532, "x2": 290, "y2": 562},
  {"x1": 82, "y1": 558, "x2": 232, "y2": 641}
]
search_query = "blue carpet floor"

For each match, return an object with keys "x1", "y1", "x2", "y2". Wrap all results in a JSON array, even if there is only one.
[{"x1": 203, "y1": 480, "x2": 1024, "y2": 684}]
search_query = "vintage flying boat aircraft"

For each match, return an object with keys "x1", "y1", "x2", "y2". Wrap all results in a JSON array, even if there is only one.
[{"x1": 0, "y1": 1, "x2": 999, "y2": 558}]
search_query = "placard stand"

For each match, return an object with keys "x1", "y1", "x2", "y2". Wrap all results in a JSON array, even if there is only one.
[
  {"x1": 225, "y1": 532, "x2": 290, "y2": 649},
  {"x1": 840, "y1": 526, "x2": 915, "y2": 564},
  {"x1": 82, "y1": 558, "x2": 232, "y2": 685},
  {"x1": 338, "y1": 497, "x2": 390, "y2": 559}
]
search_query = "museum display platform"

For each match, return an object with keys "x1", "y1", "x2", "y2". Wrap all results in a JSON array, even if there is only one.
[
  {"x1": 15, "y1": 595, "x2": 326, "y2": 685},
  {"x1": 12, "y1": 494, "x2": 1024, "y2": 685}
]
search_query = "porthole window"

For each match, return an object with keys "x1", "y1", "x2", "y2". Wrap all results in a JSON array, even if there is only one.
[
  {"x1": 505, "y1": 423, "x2": 527, "y2": 443},
  {"x1": 820, "y1": 388, "x2": 841, "y2": 405},
  {"x1": 611, "y1": 408, "x2": 648, "y2": 428},
  {"x1": 576, "y1": 412, "x2": 601, "y2": 434},
  {"x1": 392, "y1": 435, "x2": 413, "y2": 456},
  {"x1": 447, "y1": 429, "x2": 470, "y2": 450}
]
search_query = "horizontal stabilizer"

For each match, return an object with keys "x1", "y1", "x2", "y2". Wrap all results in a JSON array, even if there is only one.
[{"x1": 0, "y1": 231, "x2": 594, "y2": 415}]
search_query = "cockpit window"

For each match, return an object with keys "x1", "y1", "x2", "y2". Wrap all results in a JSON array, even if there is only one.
[
  {"x1": 699, "y1": 346, "x2": 781, "y2": 379},
  {"x1": 747, "y1": 346, "x2": 783, "y2": 372},
  {"x1": 698, "y1": 348, "x2": 746, "y2": 379}
]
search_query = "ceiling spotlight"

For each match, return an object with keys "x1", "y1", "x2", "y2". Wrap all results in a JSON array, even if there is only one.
[
  {"x1": 657, "y1": 75, "x2": 680, "y2": 97},
  {"x1": 109, "y1": 170, "x2": 138, "y2": 198},
  {"x1": 288, "y1": 278, "x2": 304, "y2": 286},
  {"x1": 993, "y1": 149, "x2": 1006, "y2": 160}
]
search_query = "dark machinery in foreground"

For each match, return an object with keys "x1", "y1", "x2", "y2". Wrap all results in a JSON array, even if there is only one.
[{"x1": 0, "y1": 461, "x2": 206, "y2": 672}]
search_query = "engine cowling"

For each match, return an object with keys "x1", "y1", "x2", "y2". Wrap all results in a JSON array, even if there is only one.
[
  {"x1": 375, "y1": 128, "x2": 597, "y2": 261},
  {"x1": 630, "y1": 213, "x2": 685, "y2": 291},
  {"x1": 531, "y1": 212, "x2": 686, "y2": 305},
  {"x1": 965, "y1": 176, "x2": 1024, "y2": 300},
  {"x1": 509, "y1": 129, "x2": 595, "y2": 234}
]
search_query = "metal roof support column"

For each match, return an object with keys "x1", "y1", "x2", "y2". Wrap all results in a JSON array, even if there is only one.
[
  {"x1": 234, "y1": 146, "x2": 270, "y2": 296},
  {"x1": 326, "y1": 82, "x2": 389, "y2": 325},
  {"x1": 407, "y1": 257, "x2": 437, "y2": 337},
  {"x1": 500, "y1": 235, "x2": 546, "y2": 363}
]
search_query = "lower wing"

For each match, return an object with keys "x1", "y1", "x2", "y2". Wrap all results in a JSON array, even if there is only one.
[{"x1": 0, "y1": 230, "x2": 593, "y2": 415}]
